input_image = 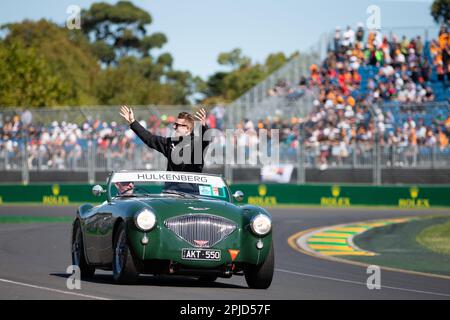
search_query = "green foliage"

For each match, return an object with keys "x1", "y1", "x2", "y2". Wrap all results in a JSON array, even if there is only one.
[
  {"x1": 218, "y1": 48, "x2": 251, "y2": 69},
  {"x1": 0, "y1": 1, "x2": 293, "y2": 107},
  {"x1": 141, "y1": 33, "x2": 168, "y2": 55},
  {"x1": 201, "y1": 49, "x2": 291, "y2": 104},
  {"x1": 92, "y1": 40, "x2": 116, "y2": 65},
  {"x1": 81, "y1": 1, "x2": 164, "y2": 62},
  {"x1": 157, "y1": 53, "x2": 173, "y2": 68},
  {"x1": 0, "y1": 2, "x2": 202, "y2": 107},
  {"x1": 0, "y1": 40, "x2": 68, "y2": 107},
  {"x1": 1, "y1": 19, "x2": 100, "y2": 106},
  {"x1": 94, "y1": 57, "x2": 194, "y2": 105},
  {"x1": 203, "y1": 72, "x2": 227, "y2": 98},
  {"x1": 431, "y1": 0, "x2": 449, "y2": 24},
  {"x1": 265, "y1": 52, "x2": 287, "y2": 74}
]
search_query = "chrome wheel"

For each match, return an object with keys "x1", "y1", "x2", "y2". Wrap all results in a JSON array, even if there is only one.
[
  {"x1": 114, "y1": 230, "x2": 127, "y2": 276},
  {"x1": 112, "y1": 223, "x2": 139, "y2": 284},
  {"x1": 71, "y1": 220, "x2": 95, "y2": 279},
  {"x1": 71, "y1": 227, "x2": 82, "y2": 267}
]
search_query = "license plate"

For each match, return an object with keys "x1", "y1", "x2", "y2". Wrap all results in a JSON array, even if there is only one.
[{"x1": 181, "y1": 249, "x2": 221, "y2": 261}]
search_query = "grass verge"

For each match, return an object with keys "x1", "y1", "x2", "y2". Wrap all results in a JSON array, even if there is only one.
[
  {"x1": 417, "y1": 220, "x2": 450, "y2": 256},
  {"x1": 343, "y1": 216, "x2": 450, "y2": 277},
  {"x1": 0, "y1": 216, "x2": 72, "y2": 224}
]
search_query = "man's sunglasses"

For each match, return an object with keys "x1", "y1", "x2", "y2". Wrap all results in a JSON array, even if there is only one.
[
  {"x1": 173, "y1": 122, "x2": 189, "y2": 129},
  {"x1": 117, "y1": 182, "x2": 133, "y2": 187}
]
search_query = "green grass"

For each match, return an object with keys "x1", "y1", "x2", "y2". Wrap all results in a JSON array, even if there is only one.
[
  {"x1": 0, "y1": 216, "x2": 73, "y2": 224},
  {"x1": 342, "y1": 216, "x2": 450, "y2": 276},
  {"x1": 417, "y1": 220, "x2": 450, "y2": 256}
]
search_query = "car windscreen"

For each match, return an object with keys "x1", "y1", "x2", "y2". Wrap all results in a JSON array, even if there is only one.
[{"x1": 110, "y1": 171, "x2": 230, "y2": 201}]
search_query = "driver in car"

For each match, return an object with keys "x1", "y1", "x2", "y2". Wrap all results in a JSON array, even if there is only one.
[
  {"x1": 120, "y1": 106, "x2": 211, "y2": 195},
  {"x1": 119, "y1": 106, "x2": 210, "y2": 173},
  {"x1": 115, "y1": 182, "x2": 134, "y2": 196}
]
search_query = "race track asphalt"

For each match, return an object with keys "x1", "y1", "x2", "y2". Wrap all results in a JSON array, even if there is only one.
[{"x1": 0, "y1": 205, "x2": 449, "y2": 300}]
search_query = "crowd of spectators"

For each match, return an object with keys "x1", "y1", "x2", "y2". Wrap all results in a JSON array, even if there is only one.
[
  {"x1": 1, "y1": 112, "x2": 137, "y2": 170},
  {"x1": 269, "y1": 26, "x2": 449, "y2": 103},
  {"x1": 229, "y1": 108, "x2": 449, "y2": 170},
  {"x1": 264, "y1": 24, "x2": 449, "y2": 169},
  {"x1": 0, "y1": 103, "x2": 448, "y2": 171},
  {"x1": 0, "y1": 105, "x2": 227, "y2": 170}
]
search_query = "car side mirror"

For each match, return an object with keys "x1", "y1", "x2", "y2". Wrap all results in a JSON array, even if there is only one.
[
  {"x1": 233, "y1": 190, "x2": 244, "y2": 202},
  {"x1": 92, "y1": 185, "x2": 106, "y2": 197}
]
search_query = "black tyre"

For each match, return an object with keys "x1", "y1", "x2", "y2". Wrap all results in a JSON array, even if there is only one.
[
  {"x1": 244, "y1": 242, "x2": 274, "y2": 289},
  {"x1": 112, "y1": 222, "x2": 139, "y2": 284},
  {"x1": 71, "y1": 220, "x2": 95, "y2": 279}
]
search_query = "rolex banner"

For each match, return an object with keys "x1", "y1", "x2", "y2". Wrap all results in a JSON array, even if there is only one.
[{"x1": 0, "y1": 184, "x2": 449, "y2": 207}]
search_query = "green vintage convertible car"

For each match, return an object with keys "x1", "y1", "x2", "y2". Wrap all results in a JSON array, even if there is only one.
[{"x1": 71, "y1": 170, "x2": 274, "y2": 289}]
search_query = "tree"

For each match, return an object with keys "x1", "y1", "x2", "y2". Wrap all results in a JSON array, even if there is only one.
[
  {"x1": 0, "y1": 41, "x2": 68, "y2": 107},
  {"x1": 91, "y1": 40, "x2": 116, "y2": 65},
  {"x1": 202, "y1": 72, "x2": 227, "y2": 98},
  {"x1": 81, "y1": 1, "x2": 167, "y2": 64},
  {"x1": 218, "y1": 48, "x2": 251, "y2": 69},
  {"x1": 80, "y1": 1, "x2": 199, "y2": 104},
  {"x1": 431, "y1": 0, "x2": 449, "y2": 24},
  {"x1": 94, "y1": 56, "x2": 198, "y2": 105},
  {"x1": 1, "y1": 19, "x2": 100, "y2": 106},
  {"x1": 265, "y1": 53, "x2": 287, "y2": 74},
  {"x1": 200, "y1": 49, "x2": 293, "y2": 104},
  {"x1": 1, "y1": 2, "x2": 297, "y2": 107},
  {"x1": 0, "y1": 3, "x2": 202, "y2": 107}
]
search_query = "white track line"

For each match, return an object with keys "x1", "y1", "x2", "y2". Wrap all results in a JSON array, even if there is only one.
[
  {"x1": 275, "y1": 268, "x2": 450, "y2": 298},
  {"x1": 0, "y1": 278, "x2": 110, "y2": 300},
  {"x1": 2, "y1": 271, "x2": 447, "y2": 299}
]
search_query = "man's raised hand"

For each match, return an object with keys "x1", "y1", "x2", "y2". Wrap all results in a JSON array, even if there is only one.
[
  {"x1": 194, "y1": 107, "x2": 207, "y2": 126},
  {"x1": 120, "y1": 106, "x2": 135, "y2": 124}
]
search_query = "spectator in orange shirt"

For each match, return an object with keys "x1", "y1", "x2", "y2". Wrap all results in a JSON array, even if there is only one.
[
  {"x1": 438, "y1": 26, "x2": 448, "y2": 49},
  {"x1": 438, "y1": 128, "x2": 449, "y2": 150},
  {"x1": 409, "y1": 127, "x2": 417, "y2": 146},
  {"x1": 445, "y1": 116, "x2": 450, "y2": 129}
]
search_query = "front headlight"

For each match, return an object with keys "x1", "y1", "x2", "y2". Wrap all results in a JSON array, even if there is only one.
[
  {"x1": 250, "y1": 214, "x2": 272, "y2": 236},
  {"x1": 135, "y1": 209, "x2": 156, "y2": 231}
]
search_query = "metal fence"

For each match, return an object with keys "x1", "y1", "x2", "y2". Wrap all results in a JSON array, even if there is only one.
[{"x1": 1, "y1": 125, "x2": 449, "y2": 185}]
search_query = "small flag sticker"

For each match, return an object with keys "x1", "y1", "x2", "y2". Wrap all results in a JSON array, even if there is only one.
[{"x1": 228, "y1": 249, "x2": 240, "y2": 262}]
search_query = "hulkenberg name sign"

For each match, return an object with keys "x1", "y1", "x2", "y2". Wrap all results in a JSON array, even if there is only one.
[{"x1": 111, "y1": 171, "x2": 226, "y2": 188}]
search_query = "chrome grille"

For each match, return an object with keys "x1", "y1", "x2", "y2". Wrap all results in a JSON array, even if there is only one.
[{"x1": 164, "y1": 214, "x2": 237, "y2": 248}]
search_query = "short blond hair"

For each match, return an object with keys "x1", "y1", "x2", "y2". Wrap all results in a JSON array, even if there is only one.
[{"x1": 177, "y1": 112, "x2": 195, "y2": 128}]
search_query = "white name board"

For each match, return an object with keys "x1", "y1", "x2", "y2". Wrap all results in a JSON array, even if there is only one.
[{"x1": 111, "y1": 171, "x2": 226, "y2": 188}]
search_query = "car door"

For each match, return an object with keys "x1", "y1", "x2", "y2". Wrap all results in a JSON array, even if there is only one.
[
  {"x1": 82, "y1": 207, "x2": 101, "y2": 264},
  {"x1": 96, "y1": 203, "x2": 115, "y2": 264}
]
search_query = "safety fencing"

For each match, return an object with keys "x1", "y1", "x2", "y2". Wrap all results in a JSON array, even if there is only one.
[{"x1": 1, "y1": 101, "x2": 449, "y2": 185}]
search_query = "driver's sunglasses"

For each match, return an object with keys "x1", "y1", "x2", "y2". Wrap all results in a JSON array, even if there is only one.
[
  {"x1": 118, "y1": 182, "x2": 133, "y2": 187},
  {"x1": 173, "y1": 122, "x2": 188, "y2": 129}
]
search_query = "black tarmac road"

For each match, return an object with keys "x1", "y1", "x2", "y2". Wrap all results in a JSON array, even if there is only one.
[{"x1": 0, "y1": 205, "x2": 449, "y2": 300}]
